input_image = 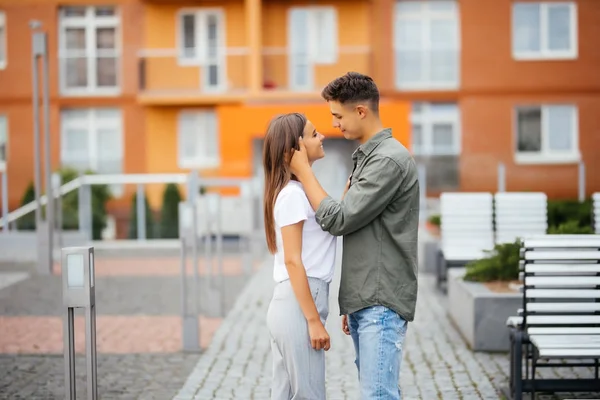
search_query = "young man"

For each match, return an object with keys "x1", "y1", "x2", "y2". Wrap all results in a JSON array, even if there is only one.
[{"x1": 289, "y1": 72, "x2": 419, "y2": 399}]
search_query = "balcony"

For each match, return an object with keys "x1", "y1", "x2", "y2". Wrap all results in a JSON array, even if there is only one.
[
  {"x1": 259, "y1": 45, "x2": 372, "y2": 100},
  {"x1": 137, "y1": 47, "x2": 250, "y2": 105}
]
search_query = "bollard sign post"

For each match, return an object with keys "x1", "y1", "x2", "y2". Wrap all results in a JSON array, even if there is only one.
[{"x1": 62, "y1": 246, "x2": 98, "y2": 400}]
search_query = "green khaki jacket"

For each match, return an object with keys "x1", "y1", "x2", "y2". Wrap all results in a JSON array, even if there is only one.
[{"x1": 315, "y1": 129, "x2": 419, "y2": 321}]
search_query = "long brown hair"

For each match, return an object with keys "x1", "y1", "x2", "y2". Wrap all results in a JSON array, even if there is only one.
[{"x1": 263, "y1": 113, "x2": 307, "y2": 254}]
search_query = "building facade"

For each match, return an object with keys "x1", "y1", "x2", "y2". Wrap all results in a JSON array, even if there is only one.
[{"x1": 0, "y1": 0, "x2": 598, "y2": 235}]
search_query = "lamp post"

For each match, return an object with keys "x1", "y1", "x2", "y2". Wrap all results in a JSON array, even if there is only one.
[
  {"x1": 178, "y1": 171, "x2": 200, "y2": 352},
  {"x1": 62, "y1": 246, "x2": 98, "y2": 400},
  {"x1": 30, "y1": 20, "x2": 53, "y2": 274}
]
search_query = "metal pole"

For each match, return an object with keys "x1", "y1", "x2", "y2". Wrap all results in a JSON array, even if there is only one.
[
  {"x1": 31, "y1": 26, "x2": 42, "y2": 228},
  {"x1": 578, "y1": 161, "x2": 586, "y2": 203},
  {"x1": 497, "y1": 162, "x2": 506, "y2": 193},
  {"x1": 136, "y1": 184, "x2": 146, "y2": 240},
  {"x1": 62, "y1": 246, "x2": 97, "y2": 400},
  {"x1": 52, "y1": 173, "x2": 62, "y2": 249},
  {"x1": 215, "y1": 194, "x2": 224, "y2": 317},
  {"x1": 417, "y1": 163, "x2": 427, "y2": 223},
  {"x1": 42, "y1": 31, "x2": 54, "y2": 268},
  {"x1": 180, "y1": 172, "x2": 200, "y2": 352},
  {"x1": 63, "y1": 307, "x2": 76, "y2": 400},
  {"x1": 1, "y1": 171, "x2": 8, "y2": 233}
]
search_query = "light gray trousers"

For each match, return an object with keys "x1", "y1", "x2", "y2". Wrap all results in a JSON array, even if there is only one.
[{"x1": 266, "y1": 277, "x2": 330, "y2": 400}]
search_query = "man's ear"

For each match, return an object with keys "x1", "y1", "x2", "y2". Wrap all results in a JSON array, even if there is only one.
[{"x1": 355, "y1": 104, "x2": 368, "y2": 119}]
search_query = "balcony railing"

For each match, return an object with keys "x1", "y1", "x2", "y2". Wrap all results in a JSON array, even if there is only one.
[
  {"x1": 137, "y1": 45, "x2": 372, "y2": 101},
  {"x1": 261, "y1": 45, "x2": 371, "y2": 93},
  {"x1": 137, "y1": 47, "x2": 249, "y2": 103}
]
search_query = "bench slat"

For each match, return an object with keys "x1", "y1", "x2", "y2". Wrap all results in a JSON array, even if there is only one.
[
  {"x1": 521, "y1": 315, "x2": 600, "y2": 325},
  {"x1": 536, "y1": 348, "x2": 600, "y2": 358},
  {"x1": 524, "y1": 264, "x2": 600, "y2": 273},
  {"x1": 523, "y1": 303, "x2": 600, "y2": 312},
  {"x1": 528, "y1": 327, "x2": 600, "y2": 335},
  {"x1": 531, "y1": 335, "x2": 600, "y2": 346},
  {"x1": 526, "y1": 276, "x2": 600, "y2": 287},
  {"x1": 527, "y1": 289, "x2": 600, "y2": 298},
  {"x1": 525, "y1": 251, "x2": 600, "y2": 260}
]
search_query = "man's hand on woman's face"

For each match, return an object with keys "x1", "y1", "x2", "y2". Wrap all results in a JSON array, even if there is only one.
[{"x1": 290, "y1": 137, "x2": 310, "y2": 178}]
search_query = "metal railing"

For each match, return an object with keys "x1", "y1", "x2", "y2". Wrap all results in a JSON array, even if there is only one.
[{"x1": 137, "y1": 47, "x2": 250, "y2": 96}]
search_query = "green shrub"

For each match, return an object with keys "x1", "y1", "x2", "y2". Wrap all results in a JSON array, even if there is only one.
[
  {"x1": 463, "y1": 239, "x2": 522, "y2": 282},
  {"x1": 159, "y1": 183, "x2": 183, "y2": 238},
  {"x1": 548, "y1": 220, "x2": 594, "y2": 234},
  {"x1": 428, "y1": 214, "x2": 441, "y2": 227},
  {"x1": 547, "y1": 199, "x2": 591, "y2": 231},
  {"x1": 60, "y1": 168, "x2": 111, "y2": 240},
  {"x1": 128, "y1": 190, "x2": 155, "y2": 239},
  {"x1": 16, "y1": 182, "x2": 36, "y2": 230},
  {"x1": 15, "y1": 168, "x2": 111, "y2": 240}
]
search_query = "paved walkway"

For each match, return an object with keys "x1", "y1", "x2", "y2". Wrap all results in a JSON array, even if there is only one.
[
  {"x1": 175, "y1": 242, "x2": 508, "y2": 400},
  {"x1": 0, "y1": 249, "x2": 260, "y2": 399}
]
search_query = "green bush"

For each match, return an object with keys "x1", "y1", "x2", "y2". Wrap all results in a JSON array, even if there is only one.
[
  {"x1": 159, "y1": 183, "x2": 183, "y2": 238},
  {"x1": 16, "y1": 182, "x2": 36, "y2": 230},
  {"x1": 547, "y1": 199, "x2": 591, "y2": 231},
  {"x1": 463, "y1": 239, "x2": 522, "y2": 282},
  {"x1": 15, "y1": 168, "x2": 111, "y2": 240},
  {"x1": 428, "y1": 214, "x2": 441, "y2": 227},
  {"x1": 60, "y1": 168, "x2": 111, "y2": 240},
  {"x1": 128, "y1": 190, "x2": 155, "y2": 239},
  {"x1": 548, "y1": 220, "x2": 594, "y2": 234}
]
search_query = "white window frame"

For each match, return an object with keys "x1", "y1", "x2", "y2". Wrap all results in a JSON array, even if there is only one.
[
  {"x1": 176, "y1": 8, "x2": 227, "y2": 92},
  {"x1": 514, "y1": 105, "x2": 580, "y2": 165},
  {"x1": 0, "y1": 11, "x2": 6, "y2": 69},
  {"x1": 410, "y1": 103, "x2": 461, "y2": 156},
  {"x1": 58, "y1": 6, "x2": 121, "y2": 96},
  {"x1": 0, "y1": 115, "x2": 7, "y2": 171},
  {"x1": 60, "y1": 108, "x2": 124, "y2": 194},
  {"x1": 512, "y1": 2, "x2": 578, "y2": 61},
  {"x1": 288, "y1": 6, "x2": 338, "y2": 91},
  {"x1": 393, "y1": 0, "x2": 460, "y2": 91},
  {"x1": 177, "y1": 110, "x2": 220, "y2": 169}
]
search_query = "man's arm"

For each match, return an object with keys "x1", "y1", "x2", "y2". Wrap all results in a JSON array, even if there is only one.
[{"x1": 313, "y1": 156, "x2": 403, "y2": 236}]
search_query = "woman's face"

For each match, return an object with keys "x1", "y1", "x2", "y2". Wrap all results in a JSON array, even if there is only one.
[{"x1": 302, "y1": 120, "x2": 325, "y2": 163}]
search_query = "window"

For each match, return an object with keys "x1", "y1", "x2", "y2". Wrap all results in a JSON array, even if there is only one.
[
  {"x1": 410, "y1": 103, "x2": 460, "y2": 156},
  {"x1": 0, "y1": 116, "x2": 7, "y2": 170},
  {"x1": 512, "y1": 2, "x2": 577, "y2": 60},
  {"x1": 178, "y1": 110, "x2": 219, "y2": 169},
  {"x1": 394, "y1": 1, "x2": 459, "y2": 90},
  {"x1": 515, "y1": 105, "x2": 579, "y2": 164},
  {"x1": 288, "y1": 7, "x2": 338, "y2": 90},
  {"x1": 178, "y1": 9, "x2": 226, "y2": 91},
  {"x1": 61, "y1": 108, "x2": 123, "y2": 193},
  {"x1": 58, "y1": 6, "x2": 120, "y2": 94},
  {"x1": 0, "y1": 11, "x2": 6, "y2": 69}
]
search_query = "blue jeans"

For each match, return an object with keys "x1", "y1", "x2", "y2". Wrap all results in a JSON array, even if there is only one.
[{"x1": 348, "y1": 305, "x2": 408, "y2": 400}]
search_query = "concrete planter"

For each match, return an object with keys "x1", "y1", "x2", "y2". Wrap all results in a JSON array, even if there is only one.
[
  {"x1": 418, "y1": 229, "x2": 440, "y2": 275},
  {"x1": 447, "y1": 268, "x2": 521, "y2": 352}
]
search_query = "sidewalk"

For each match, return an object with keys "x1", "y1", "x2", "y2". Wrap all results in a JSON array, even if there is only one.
[{"x1": 174, "y1": 242, "x2": 507, "y2": 400}]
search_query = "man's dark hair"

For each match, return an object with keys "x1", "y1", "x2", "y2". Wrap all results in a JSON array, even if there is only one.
[{"x1": 321, "y1": 71, "x2": 380, "y2": 113}]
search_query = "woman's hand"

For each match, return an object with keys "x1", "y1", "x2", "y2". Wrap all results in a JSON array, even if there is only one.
[
  {"x1": 341, "y1": 315, "x2": 350, "y2": 335},
  {"x1": 308, "y1": 319, "x2": 331, "y2": 351}
]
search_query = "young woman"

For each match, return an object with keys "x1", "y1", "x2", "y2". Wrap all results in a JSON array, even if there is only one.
[{"x1": 263, "y1": 113, "x2": 337, "y2": 400}]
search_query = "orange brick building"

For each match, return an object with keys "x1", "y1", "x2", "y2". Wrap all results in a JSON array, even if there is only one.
[{"x1": 0, "y1": 0, "x2": 598, "y2": 231}]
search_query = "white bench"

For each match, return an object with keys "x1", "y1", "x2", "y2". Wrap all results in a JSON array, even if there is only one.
[
  {"x1": 593, "y1": 193, "x2": 600, "y2": 234},
  {"x1": 505, "y1": 235, "x2": 600, "y2": 400},
  {"x1": 494, "y1": 192, "x2": 548, "y2": 244},
  {"x1": 436, "y1": 192, "x2": 494, "y2": 288}
]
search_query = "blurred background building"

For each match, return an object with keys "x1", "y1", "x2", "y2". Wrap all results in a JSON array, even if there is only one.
[{"x1": 0, "y1": 0, "x2": 598, "y2": 238}]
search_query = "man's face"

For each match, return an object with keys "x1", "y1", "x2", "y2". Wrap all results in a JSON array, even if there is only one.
[{"x1": 328, "y1": 100, "x2": 363, "y2": 141}]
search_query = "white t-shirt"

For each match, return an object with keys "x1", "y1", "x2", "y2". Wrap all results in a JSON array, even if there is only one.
[{"x1": 272, "y1": 181, "x2": 337, "y2": 283}]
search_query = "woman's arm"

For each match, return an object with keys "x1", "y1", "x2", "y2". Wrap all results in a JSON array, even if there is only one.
[{"x1": 281, "y1": 221, "x2": 330, "y2": 351}]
